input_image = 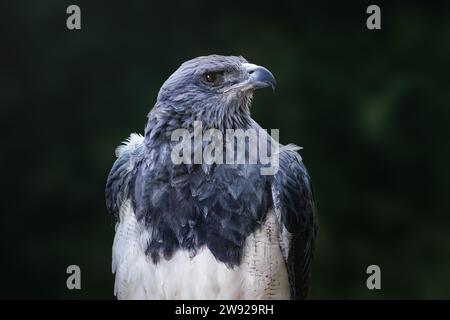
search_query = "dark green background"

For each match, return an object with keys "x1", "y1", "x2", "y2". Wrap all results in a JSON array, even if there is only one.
[{"x1": 1, "y1": 0, "x2": 449, "y2": 299}]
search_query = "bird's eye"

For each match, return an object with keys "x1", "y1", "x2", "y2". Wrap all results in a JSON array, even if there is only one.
[
  {"x1": 203, "y1": 71, "x2": 223, "y2": 86},
  {"x1": 205, "y1": 73, "x2": 216, "y2": 83}
]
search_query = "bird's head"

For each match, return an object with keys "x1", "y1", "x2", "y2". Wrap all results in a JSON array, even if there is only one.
[{"x1": 153, "y1": 55, "x2": 276, "y2": 130}]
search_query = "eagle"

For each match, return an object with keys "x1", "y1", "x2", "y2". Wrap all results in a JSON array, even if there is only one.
[{"x1": 105, "y1": 55, "x2": 317, "y2": 300}]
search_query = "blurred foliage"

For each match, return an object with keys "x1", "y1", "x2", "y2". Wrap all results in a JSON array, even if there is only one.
[{"x1": 1, "y1": 0, "x2": 449, "y2": 299}]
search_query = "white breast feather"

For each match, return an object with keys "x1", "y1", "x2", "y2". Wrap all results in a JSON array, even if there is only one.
[{"x1": 112, "y1": 200, "x2": 290, "y2": 299}]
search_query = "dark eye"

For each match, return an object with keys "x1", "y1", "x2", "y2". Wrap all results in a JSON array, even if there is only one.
[
  {"x1": 205, "y1": 73, "x2": 217, "y2": 83},
  {"x1": 203, "y1": 71, "x2": 223, "y2": 86}
]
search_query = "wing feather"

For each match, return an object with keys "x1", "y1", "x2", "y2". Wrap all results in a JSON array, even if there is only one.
[
  {"x1": 105, "y1": 133, "x2": 144, "y2": 220},
  {"x1": 271, "y1": 148, "x2": 318, "y2": 299}
]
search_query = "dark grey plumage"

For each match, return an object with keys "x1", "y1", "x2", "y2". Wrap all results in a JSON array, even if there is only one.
[{"x1": 106, "y1": 55, "x2": 317, "y2": 299}]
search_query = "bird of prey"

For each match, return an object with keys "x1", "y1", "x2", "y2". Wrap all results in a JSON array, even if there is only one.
[{"x1": 106, "y1": 55, "x2": 317, "y2": 300}]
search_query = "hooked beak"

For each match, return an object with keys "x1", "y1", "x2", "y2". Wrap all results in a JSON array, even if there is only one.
[{"x1": 242, "y1": 63, "x2": 277, "y2": 92}]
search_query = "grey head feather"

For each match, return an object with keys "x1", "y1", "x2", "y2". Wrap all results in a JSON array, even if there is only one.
[{"x1": 146, "y1": 55, "x2": 253, "y2": 140}]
